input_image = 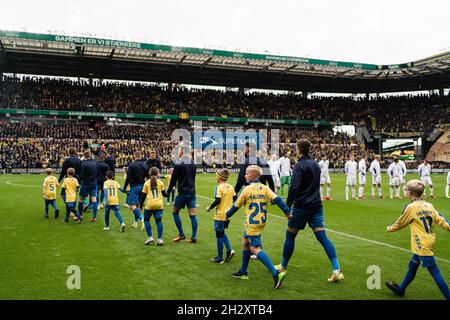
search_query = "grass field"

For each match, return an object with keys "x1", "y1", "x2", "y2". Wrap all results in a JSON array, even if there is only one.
[{"x1": 0, "y1": 173, "x2": 449, "y2": 300}]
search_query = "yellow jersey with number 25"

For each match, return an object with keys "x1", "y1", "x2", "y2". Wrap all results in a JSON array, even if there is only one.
[{"x1": 235, "y1": 181, "x2": 277, "y2": 236}]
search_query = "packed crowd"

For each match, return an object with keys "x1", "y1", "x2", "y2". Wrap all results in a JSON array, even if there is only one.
[
  {"x1": 1, "y1": 76, "x2": 449, "y2": 133},
  {"x1": 0, "y1": 121, "x2": 367, "y2": 169}
]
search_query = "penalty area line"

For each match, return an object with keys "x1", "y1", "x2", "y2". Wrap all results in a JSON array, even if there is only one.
[{"x1": 196, "y1": 194, "x2": 450, "y2": 265}]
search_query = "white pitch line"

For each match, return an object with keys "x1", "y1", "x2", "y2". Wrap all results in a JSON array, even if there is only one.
[
  {"x1": 6, "y1": 180, "x2": 38, "y2": 187},
  {"x1": 197, "y1": 194, "x2": 450, "y2": 265}
]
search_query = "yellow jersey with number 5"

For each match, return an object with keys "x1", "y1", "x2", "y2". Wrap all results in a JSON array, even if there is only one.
[
  {"x1": 142, "y1": 179, "x2": 165, "y2": 210},
  {"x1": 389, "y1": 199, "x2": 450, "y2": 256},
  {"x1": 235, "y1": 181, "x2": 277, "y2": 236},
  {"x1": 43, "y1": 175, "x2": 58, "y2": 200},
  {"x1": 104, "y1": 180, "x2": 121, "y2": 206}
]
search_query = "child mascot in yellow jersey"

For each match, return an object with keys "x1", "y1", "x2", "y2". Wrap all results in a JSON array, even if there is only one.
[
  {"x1": 206, "y1": 168, "x2": 236, "y2": 264},
  {"x1": 226, "y1": 165, "x2": 292, "y2": 289},
  {"x1": 141, "y1": 167, "x2": 167, "y2": 246},
  {"x1": 42, "y1": 168, "x2": 60, "y2": 219},
  {"x1": 386, "y1": 179, "x2": 450, "y2": 300},
  {"x1": 103, "y1": 171, "x2": 126, "y2": 232}
]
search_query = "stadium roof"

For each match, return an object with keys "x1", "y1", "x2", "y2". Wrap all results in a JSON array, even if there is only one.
[{"x1": 1, "y1": 30, "x2": 450, "y2": 93}]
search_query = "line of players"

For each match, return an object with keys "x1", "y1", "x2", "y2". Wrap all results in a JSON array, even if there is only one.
[
  {"x1": 40, "y1": 141, "x2": 450, "y2": 298},
  {"x1": 267, "y1": 153, "x2": 450, "y2": 201},
  {"x1": 343, "y1": 156, "x2": 444, "y2": 200}
]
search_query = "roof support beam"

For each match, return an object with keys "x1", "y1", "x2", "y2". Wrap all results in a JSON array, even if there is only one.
[
  {"x1": 424, "y1": 66, "x2": 445, "y2": 73},
  {"x1": 109, "y1": 48, "x2": 115, "y2": 59},
  {"x1": 259, "y1": 62, "x2": 274, "y2": 73},
  {"x1": 280, "y1": 64, "x2": 298, "y2": 74},
  {"x1": 373, "y1": 71, "x2": 384, "y2": 79},
  {"x1": 405, "y1": 68, "x2": 421, "y2": 76},
  {"x1": 201, "y1": 56, "x2": 213, "y2": 69},
  {"x1": 334, "y1": 69, "x2": 352, "y2": 77},
  {"x1": 348, "y1": 72, "x2": 367, "y2": 79},
  {"x1": 176, "y1": 55, "x2": 187, "y2": 67}
]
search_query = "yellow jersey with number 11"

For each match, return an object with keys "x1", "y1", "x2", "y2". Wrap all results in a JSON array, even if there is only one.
[
  {"x1": 104, "y1": 180, "x2": 121, "y2": 206},
  {"x1": 389, "y1": 199, "x2": 450, "y2": 256}
]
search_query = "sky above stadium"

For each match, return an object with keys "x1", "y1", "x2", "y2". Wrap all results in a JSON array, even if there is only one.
[{"x1": 1, "y1": 0, "x2": 450, "y2": 65}]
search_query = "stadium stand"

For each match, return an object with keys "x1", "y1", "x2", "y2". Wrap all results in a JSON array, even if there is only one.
[{"x1": 1, "y1": 76, "x2": 448, "y2": 134}]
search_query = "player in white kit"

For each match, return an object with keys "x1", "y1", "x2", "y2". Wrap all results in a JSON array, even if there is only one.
[
  {"x1": 279, "y1": 150, "x2": 292, "y2": 198},
  {"x1": 369, "y1": 155, "x2": 383, "y2": 199},
  {"x1": 318, "y1": 155, "x2": 332, "y2": 200},
  {"x1": 397, "y1": 159, "x2": 407, "y2": 197},
  {"x1": 358, "y1": 155, "x2": 367, "y2": 199},
  {"x1": 446, "y1": 170, "x2": 450, "y2": 198},
  {"x1": 418, "y1": 160, "x2": 434, "y2": 198},
  {"x1": 387, "y1": 157, "x2": 401, "y2": 199},
  {"x1": 344, "y1": 154, "x2": 358, "y2": 200},
  {"x1": 267, "y1": 153, "x2": 281, "y2": 194}
]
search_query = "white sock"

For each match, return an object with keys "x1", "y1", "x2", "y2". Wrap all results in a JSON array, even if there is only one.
[
  {"x1": 320, "y1": 186, "x2": 324, "y2": 198},
  {"x1": 390, "y1": 187, "x2": 394, "y2": 198},
  {"x1": 378, "y1": 187, "x2": 382, "y2": 197},
  {"x1": 327, "y1": 186, "x2": 331, "y2": 197},
  {"x1": 359, "y1": 186, "x2": 364, "y2": 197},
  {"x1": 446, "y1": 185, "x2": 449, "y2": 197},
  {"x1": 352, "y1": 186, "x2": 356, "y2": 198},
  {"x1": 372, "y1": 186, "x2": 375, "y2": 197},
  {"x1": 345, "y1": 185, "x2": 349, "y2": 199},
  {"x1": 430, "y1": 187, "x2": 433, "y2": 196}
]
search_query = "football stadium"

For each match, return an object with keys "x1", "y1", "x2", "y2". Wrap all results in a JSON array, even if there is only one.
[{"x1": 0, "y1": 2, "x2": 449, "y2": 306}]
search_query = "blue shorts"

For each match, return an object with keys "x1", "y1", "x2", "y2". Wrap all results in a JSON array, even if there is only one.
[
  {"x1": 79, "y1": 184, "x2": 98, "y2": 198},
  {"x1": 126, "y1": 185, "x2": 143, "y2": 205},
  {"x1": 288, "y1": 207, "x2": 325, "y2": 230},
  {"x1": 243, "y1": 232, "x2": 262, "y2": 248},
  {"x1": 174, "y1": 193, "x2": 196, "y2": 209},
  {"x1": 144, "y1": 209, "x2": 163, "y2": 220},
  {"x1": 66, "y1": 202, "x2": 76, "y2": 210},
  {"x1": 44, "y1": 199, "x2": 56, "y2": 205},
  {"x1": 412, "y1": 254, "x2": 437, "y2": 268},
  {"x1": 214, "y1": 220, "x2": 230, "y2": 232},
  {"x1": 105, "y1": 205, "x2": 119, "y2": 211}
]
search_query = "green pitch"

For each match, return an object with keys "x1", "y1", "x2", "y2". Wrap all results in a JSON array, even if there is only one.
[{"x1": 0, "y1": 173, "x2": 449, "y2": 300}]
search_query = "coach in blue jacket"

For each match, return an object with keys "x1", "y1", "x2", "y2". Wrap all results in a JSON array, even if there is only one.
[{"x1": 278, "y1": 139, "x2": 344, "y2": 283}]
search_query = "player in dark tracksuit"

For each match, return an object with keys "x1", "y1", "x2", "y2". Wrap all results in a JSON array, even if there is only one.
[
  {"x1": 120, "y1": 151, "x2": 149, "y2": 228},
  {"x1": 278, "y1": 139, "x2": 343, "y2": 283},
  {"x1": 167, "y1": 150, "x2": 198, "y2": 243},
  {"x1": 78, "y1": 150, "x2": 98, "y2": 222},
  {"x1": 145, "y1": 149, "x2": 162, "y2": 171},
  {"x1": 96, "y1": 155, "x2": 110, "y2": 208},
  {"x1": 59, "y1": 148, "x2": 82, "y2": 203},
  {"x1": 234, "y1": 143, "x2": 275, "y2": 199},
  {"x1": 105, "y1": 152, "x2": 116, "y2": 174}
]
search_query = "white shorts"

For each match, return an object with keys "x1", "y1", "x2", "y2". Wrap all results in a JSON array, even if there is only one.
[
  {"x1": 273, "y1": 175, "x2": 281, "y2": 187},
  {"x1": 420, "y1": 176, "x2": 433, "y2": 186},
  {"x1": 398, "y1": 175, "x2": 405, "y2": 184},
  {"x1": 359, "y1": 173, "x2": 366, "y2": 185},
  {"x1": 346, "y1": 175, "x2": 356, "y2": 186},
  {"x1": 372, "y1": 175, "x2": 381, "y2": 185},
  {"x1": 389, "y1": 176, "x2": 400, "y2": 186},
  {"x1": 320, "y1": 174, "x2": 331, "y2": 185}
]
